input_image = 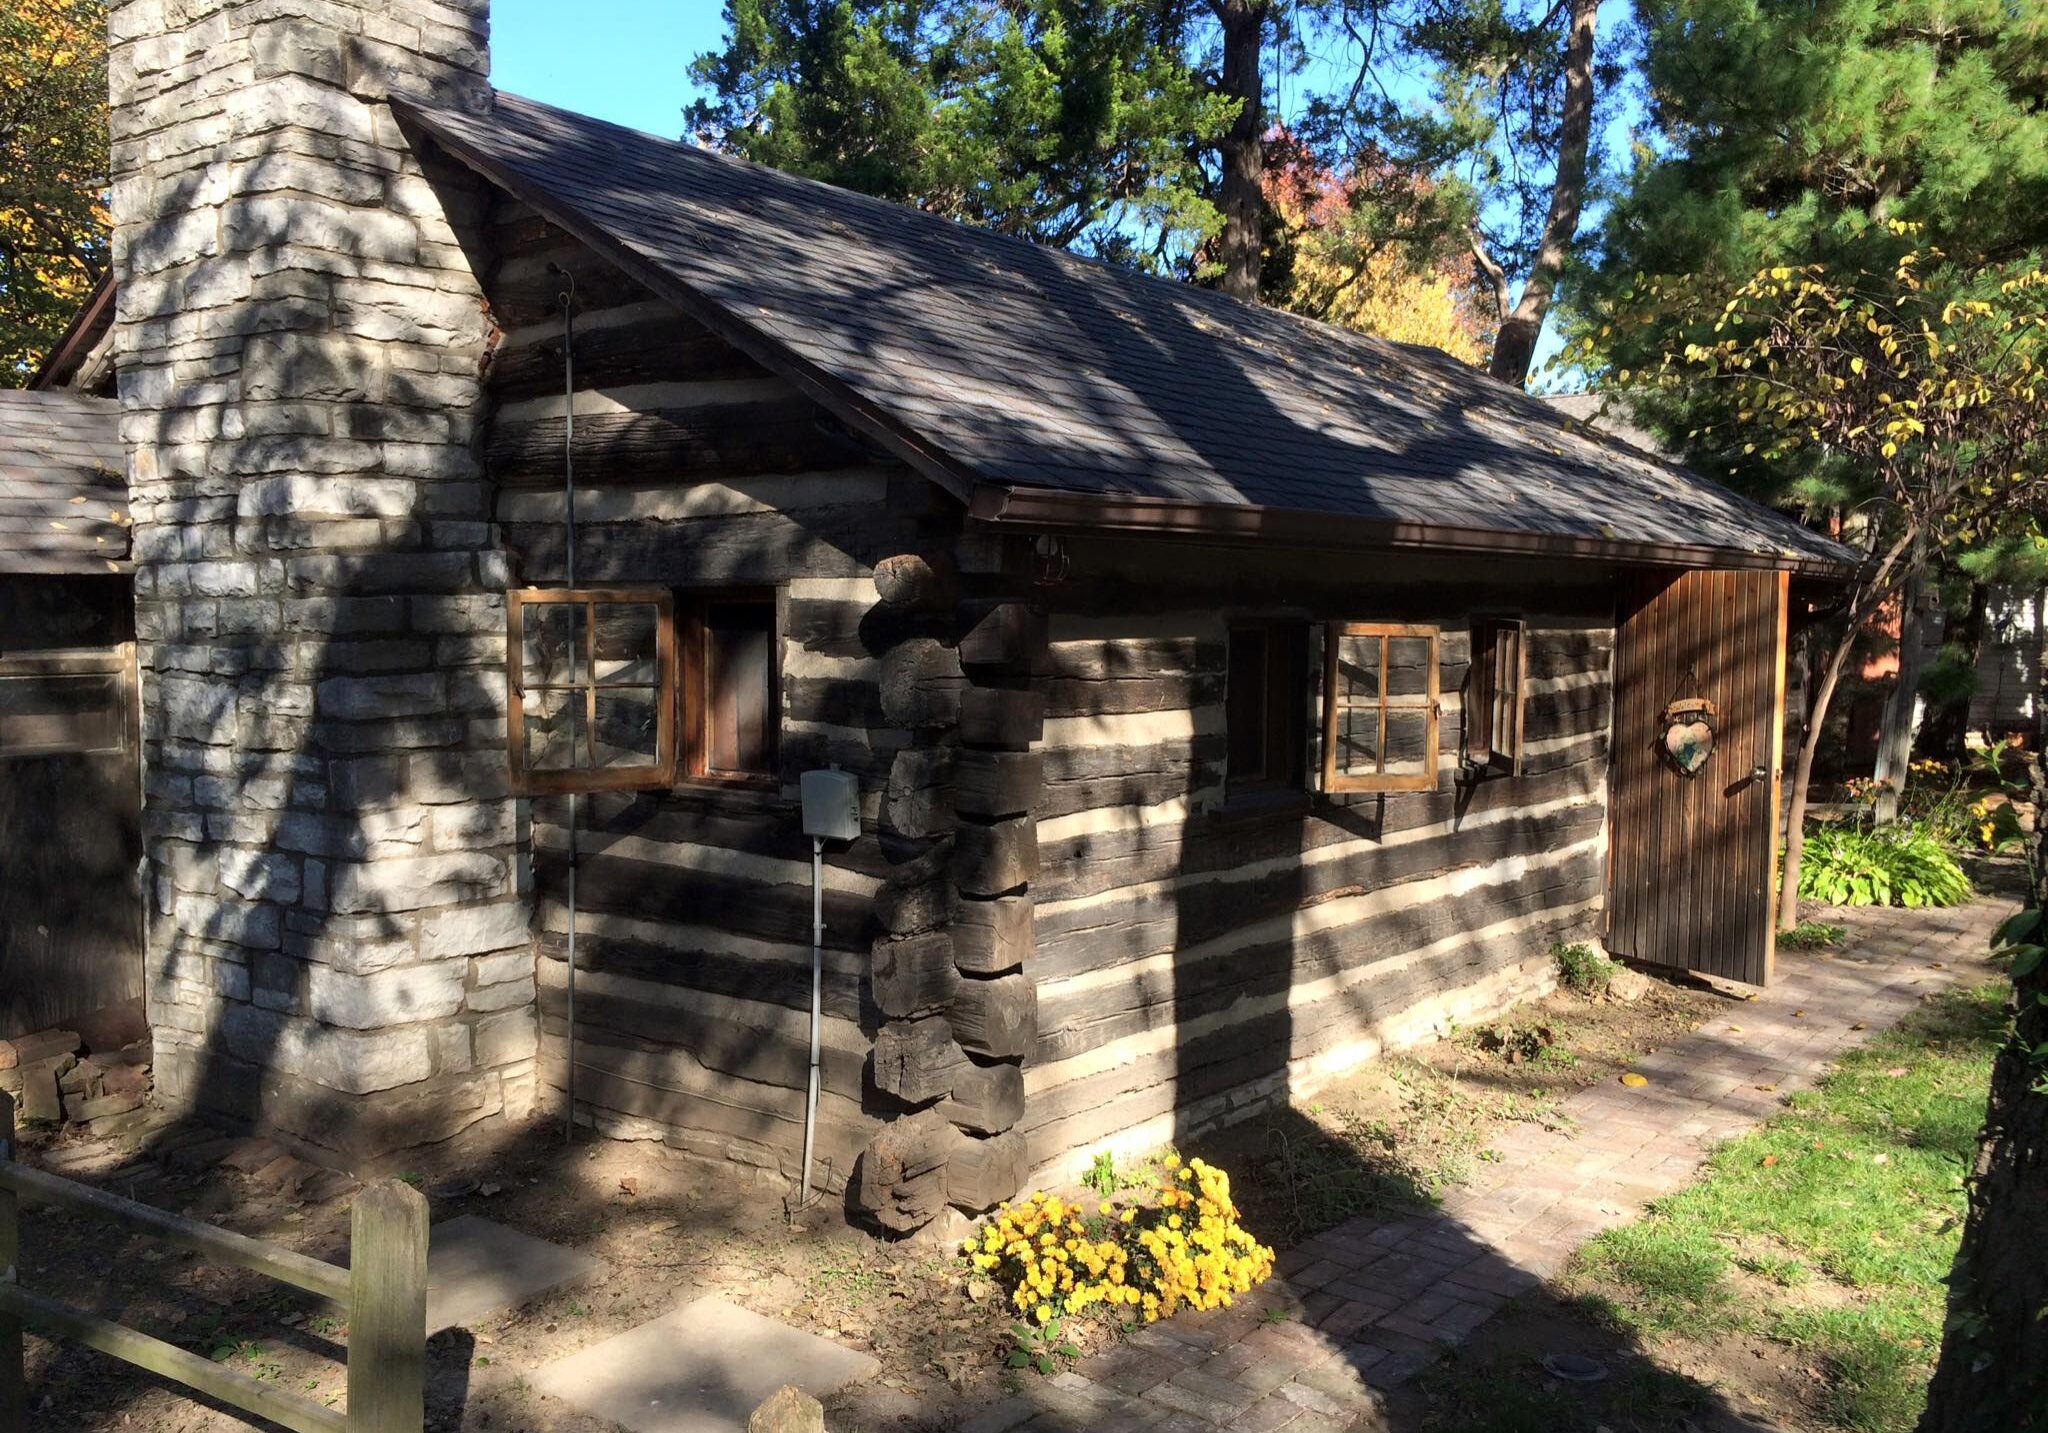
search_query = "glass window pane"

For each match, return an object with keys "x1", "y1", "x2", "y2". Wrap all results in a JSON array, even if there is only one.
[
  {"x1": 522, "y1": 687, "x2": 582, "y2": 771},
  {"x1": 706, "y1": 602, "x2": 774, "y2": 774},
  {"x1": 594, "y1": 688, "x2": 662, "y2": 769},
  {"x1": 1385, "y1": 636, "x2": 1434, "y2": 699},
  {"x1": 1384, "y1": 707, "x2": 1434, "y2": 780},
  {"x1": 1332, "y1": 632, "x2": 1382, "y2": 708},
  {"x1": 521, "y1": 601, "x2": 584, "y2": 687},
  {"x1": 1226, "y1": 627, "x2": 1270, "y2": 784},
  {"x1": 593, "y1": 602, "x2": 659, "y2": 685},
  {"x1": 1331, "y1": 696, "x2": 1382, "y2": 779}
]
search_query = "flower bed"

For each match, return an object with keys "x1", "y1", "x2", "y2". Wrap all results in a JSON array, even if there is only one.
[{"x1": 963, "y1": 1154, "x2": 1275, "y2": 1332}]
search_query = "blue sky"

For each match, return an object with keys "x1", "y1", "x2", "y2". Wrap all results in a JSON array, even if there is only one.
[{"x1": 493, "y1": 1, "x2": 721, "y2": 137}]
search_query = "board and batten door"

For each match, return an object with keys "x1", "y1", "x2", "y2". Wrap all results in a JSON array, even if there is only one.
[
  {"x1": 1607, "y1": 569, "x2": 1789, "y2": 986},
  {"x1": 0, "y1": 645, "x2": 145, "y2": 1036}
]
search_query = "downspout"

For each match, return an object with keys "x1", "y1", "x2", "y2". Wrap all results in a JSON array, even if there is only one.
[
  {"x1": 551, "y1": 265, "x2": 579, "y2": 1144},
  {"x1": 800, "y1": 833, "x2": 824, "y2": 1207}
]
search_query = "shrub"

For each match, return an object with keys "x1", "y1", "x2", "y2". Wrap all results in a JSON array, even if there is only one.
[
  {"x1": 964, "y1": 1154, "x2": 1274, "y2": 1332},
  {"x1": 1553, "y1": 941, "x2": 1615, "y2": 996},
  {"x1": 1778, "y1": 921, "x2": 1846, "y2": 951},
  {"x1": 1797, "y1": 823, "x2": 1971, "y2": 908}
]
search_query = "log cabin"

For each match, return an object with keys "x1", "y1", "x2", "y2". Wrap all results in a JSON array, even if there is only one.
[{"x1": 101, "y1": 0, "x2": 1855, "y2": 1231}]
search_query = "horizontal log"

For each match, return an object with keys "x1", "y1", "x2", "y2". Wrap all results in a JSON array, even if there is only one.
[
  {"x1": 856, "y1": 1109, "x2": 954, "y2": 1232},
  {"x1": 1044, "y1": 673, "x2": 1224, "y2": 719},
  {"x1": 872, "y1": 553, "x2": 959, "y2": 612},
  {"x1": 535, "y1": 849, "x2": 869, "y2": 952},
  {"x1": 871, "y1": 932, "x2": 960, "y2": 1019},
  {"x1": 959, "y1": 603, "x2": 1048, "y2": 672},
  {"x1": 487, "y1": 396, "x2": 865, "y2": 486},
  {"x1": 491, "y1": 305, "x2": 766, "y2": 398},
  {"x1": 953, "y1": 894, "x2": 1032, "y2": 975},
  {"x1": 959, "y1": 687, "x2": 1044, "y2": 748},
  {"x1": 875, "y1": 875, "x2": 953, "y2": 936},
  {"x1": 504, "y1": 503, "x2": 916, "y2": 587},
  {"x1": 955, "y1": 750, "x2": 1042, "y2": 821},
  {"x1": 1048, "y1": 637, "x2": 1223, "y2": 681},
  {"x1": 872, "y1": 1015, "x2": 967, "y2": 1106},
  {"x1": 488, "y1": 242, "x2": 655, "y2": 327},
  {"x1": 946, "y1": 1127, "x2": 1030, "y2": 1213},
  {"x1": 950, "y1": 971, "x2": 1037, "y2": 1060},
  {"x1": 536, "y1": 929, "x2": 866, "y2": 1024},
  {"x1": 953, "y1": 815, "x2": 1038, "y2": 896},
  {"x1": 943, "y1": 1057, "x2": 1025, "y2": 1135},
  {"x1": 879, "y1": 638, "x2": 965, "y2": 729},
  {"x1": 883, "y1": 746, "x2": 954, "y2": 841}
]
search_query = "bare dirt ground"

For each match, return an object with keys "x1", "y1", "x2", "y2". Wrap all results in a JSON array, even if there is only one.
[{"x1": 10, "y1": 960, "x2": 1769, "y2": 1433}]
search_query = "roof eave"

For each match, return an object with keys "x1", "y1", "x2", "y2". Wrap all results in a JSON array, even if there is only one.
[{"x1": 969, "y1": 483, "x2": 1861, "y2": 581}]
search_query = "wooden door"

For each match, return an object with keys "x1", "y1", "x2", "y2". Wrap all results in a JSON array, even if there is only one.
[
  {"x1": 1607, "y1": 569, "x2": 1789, "y2": 985},
  {"x1": 0, "y1": 645, "x2": 144, "y2": 1036}
]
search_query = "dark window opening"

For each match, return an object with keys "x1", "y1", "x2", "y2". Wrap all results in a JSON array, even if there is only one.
[
  {"x1": 1469, "y1": 617, "x2": 1526, "y2": 775},
  {"x1": 1226, "y1": 622, "x2": 1308, "y2": 795},
  {"x1": 683, "y1": 594, "x2": 779, "y2": 781}
]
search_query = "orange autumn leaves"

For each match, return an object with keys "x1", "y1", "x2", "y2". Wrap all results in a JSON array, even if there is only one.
[{"x1": 1, "y1": 0, "x2": 109, "y2": 381}]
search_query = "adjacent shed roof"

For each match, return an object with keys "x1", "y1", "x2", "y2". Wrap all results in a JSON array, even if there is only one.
[
  {"x1": 0, "y1": 389, "x2": 130, "y2": 575},
  {"x1": 402, "y1": 91, "x2": 1857, "y2": 578}
]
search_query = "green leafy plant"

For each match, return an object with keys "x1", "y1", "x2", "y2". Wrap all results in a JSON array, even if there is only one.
[
  {"x1": 1005, "y1": 1316, "x2": 1080, "y2": 1375},
  {"x1": 1553, "y1": 941, "x2": 1616, "y2": 996},
  {"x1": 1778, "y1": 921, "x2": 1847, "y2": 951},
  {"x1": 1081, "y1": 1151, "x2": 1120, "y2": 1197},
  {"x1": 1797, "y1": 823, "x2": 1972, "y2": 909},
  {"x1": 1474, "y1": 1021, "x2": 1562, "y2": 1064}
]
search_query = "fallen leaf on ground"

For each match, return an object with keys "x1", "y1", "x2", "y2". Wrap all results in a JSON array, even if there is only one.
[
  {"x1": 1885, "y1": 1068, "x2": 1908, "y2": 1077},
  {"x1": 1762, "y1": 1155, "x2": 1779, "y2": 1167},
  {"x1": 1620, "y1": 1073, "x2": 1649, "y2": 1088},
  {"x1": 1757, "y1": 1083, "x2": 1778, "y2": 1092}
]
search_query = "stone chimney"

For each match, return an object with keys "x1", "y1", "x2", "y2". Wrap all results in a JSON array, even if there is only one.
[{"x1": 107, "y1": 1, "x2": 536, "y2": 1163}]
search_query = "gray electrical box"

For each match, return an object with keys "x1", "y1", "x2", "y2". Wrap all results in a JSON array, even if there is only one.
[{"x1": 800, "y1": 768, "x2": 861, "y2": 842}]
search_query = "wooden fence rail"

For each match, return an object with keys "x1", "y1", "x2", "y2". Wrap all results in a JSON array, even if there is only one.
[{"x1": 0, "y1": 1091, "x2": 428, "y2": 1433}]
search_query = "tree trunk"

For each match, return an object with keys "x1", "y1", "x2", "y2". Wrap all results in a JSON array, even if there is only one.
[
  {"x1": 1778, "y1": 623, "x2": 1859, "y2": 929},
  {"x1": 1486, "y1": 0, "x2": 1599, "y2": 387},
  {"x1": 1214, "y1": 0, "x2": 1266, "y2": 302},
  {"x1": 1917, "y1": 761, "x2": 2048, "y2": 1432},
  {"x1": 1918, "y1": 582, "x2": 1989, "y2": 762},
  {"x1": 1874, "y1": 566, "x2": 1929, "y2": 824}
]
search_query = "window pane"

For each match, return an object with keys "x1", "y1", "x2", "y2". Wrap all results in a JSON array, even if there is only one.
[
  {"x1": 1226, "y1": 627, "x2": 1270, "y2": 783},
  {"x1": 0, "y1": 673, "x2": 123, "y2": 756},
  {"x1": 1383, "y1": 707, "x2": 1434, "y2": 780},
  {"x1": 522, "y1": 688, "x2": 582, "y2": 771},
  {"x1": 593, "y1": 601, "x2": 659, "y2": 685},
  {"x1": 706, "y1": 602, "x2": 774, "y2": 774},
  {"x1": 1331, "y1": 697, "x2": 1381, "y2": 778},
  {"x1": 521, "y1": 601, "x2": 583, "y2": 687},
  {"x1": 1385, "y1": 636, "x2": 1434, "y2": 700},
  {"x1": 594, "y1": 688, "x2": 662, "y2": 769},
  {"x1": 1331, "y1": 631, "x2": 1382, "y2": 708},
  {"x1": 1492, "y1": 627, "x2": 1519, "y2": 754}
]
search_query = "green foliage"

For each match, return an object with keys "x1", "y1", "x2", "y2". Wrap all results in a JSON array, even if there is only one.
[
  {"x1": 1778, "y1": 921, "x2": 1847, "y2": 951},
  {"x1": 1004, "y1": 1315, "x2": 1078, "y2": 1375},
  {"x1": 1080, "y1": 1149, "x2": 1119, "y2": 1197},
  {"x1": 1576, "y1": 986, "x2": 2008, "y2": 1433},
  {"x1": 1552, "y1": 941, "x2": 1615, "y2": 996},
  {"x1": 1797, "y1": 823, "x2": 1972, "y2": 909},
  {"x1": 0, "y1": 0, "x2": 108, "y2": 382},
  {"x1": 687, "y1": 1, "x2": 1232, "y2": 270}
]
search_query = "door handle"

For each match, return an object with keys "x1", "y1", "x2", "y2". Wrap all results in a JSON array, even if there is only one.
[{"x1": 1749, "y1": 765, "x2": 1768, "y2": 781}]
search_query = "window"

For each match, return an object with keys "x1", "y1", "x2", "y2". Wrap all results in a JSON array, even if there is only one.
[
  {"x1": 507, "y1": 587, "x2": 675, "y2": 794},
  {"x1": 1468, "y1": 617, "x2": 1526, "y2": 775},
  {"x1": 679, "y1": 592, "x2": 780, "y2": 781},
  {"x1": 1225, "y1": 622, "x2": 1308, "y2": 795},
  {"x1": 1321, "y1": 623, "x2": 1441, "y2": 793}
]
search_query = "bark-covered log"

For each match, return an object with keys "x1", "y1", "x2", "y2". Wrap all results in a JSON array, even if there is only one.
[
  {"x1": 954, "y1": 750, "x2": 1043, "y2": 821},
  {"x1": 943, "y1": 1058, "x2": 1025, "y2": 1136},
  {"x1": 870, "y1": 932, "x2": 960, "y2": 1019},
  {"x1": 878, "y1": 638, "x2": 965, "y2": 729},
  {"x1": 871, "y1": 1015, "x2": 967, "y2": 1106},
  {"x1": 882, "y1": 747, "x2": 953, "y2": 841},
  {"x1": 952, "y1": 815, "x2": 1038, "y2": 896},
  {"x1": 953, "y1": 894, "x2": 1031, "y2": 976},
  {"x1": 959, "y1": 687, "x2": 1044, "y2": 748},
  {"x1": 875, "y1": 873, "x2": 954, "y2": 936},
  {"x1": 949, "y1": 972, "x2": 1037, "y2": 1060},
  {"x1": 945, "y1": 1127, "x2": 1030, "y2": 1213},
  {"x1": 959, "y1": 603, "x2": 1048, "y2": 672},
  {"x1": 872, "y1": 553, "x2": 958, "y2": 612}
]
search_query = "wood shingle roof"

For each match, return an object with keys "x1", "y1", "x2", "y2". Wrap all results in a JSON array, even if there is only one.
[
  {"x1": 0, "y1": 389, "x2": 129, "y2": 575},
  {"x1": 403, "y1": 91, "x2": 1857, "y2": 577}
]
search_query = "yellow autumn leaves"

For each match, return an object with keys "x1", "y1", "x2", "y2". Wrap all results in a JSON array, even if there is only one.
[{"x1": 962, "y1": 1153, "x2": 1275, "y2": 1329}]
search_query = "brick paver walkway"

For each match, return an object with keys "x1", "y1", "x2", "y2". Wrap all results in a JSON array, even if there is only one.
[{"x1": 958, "y1": 899, "x2": 2012, "y2": 1433}]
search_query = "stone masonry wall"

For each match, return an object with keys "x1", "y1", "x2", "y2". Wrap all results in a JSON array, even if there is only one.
[{"x1": 107, "y1": 0, "x2": 536, "y2": 1164}]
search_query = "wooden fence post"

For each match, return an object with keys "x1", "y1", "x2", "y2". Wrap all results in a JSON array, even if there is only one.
[
  {"x1": 345, "y1": 1179, "x2": 428, "y2": 1433},
  {"x1": 0, "y1": 1091, "x2": 23, "y2": 1432}
]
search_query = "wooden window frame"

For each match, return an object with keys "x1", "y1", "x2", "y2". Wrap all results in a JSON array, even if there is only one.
[
  {"x1": 1224, "y1": 620, "x2": 1310, "y2": 799},
  {"x1": 1320, "y1": 622, "x2": 1441, "y2": 794},
  {"x1": 675, "y1": 587, "x2": 782, "y2": 788},
  {"x1": 1468, "y1": 616, "x2": 1527, "y2": 776},
  {"x1": 506, "y1": 586, "x2": 677, "y2": 796}
]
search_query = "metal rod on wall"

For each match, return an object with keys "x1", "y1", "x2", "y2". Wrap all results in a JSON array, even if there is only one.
[{"x1": 550, "y1": 265, "x2": 579, "y2": 1145}]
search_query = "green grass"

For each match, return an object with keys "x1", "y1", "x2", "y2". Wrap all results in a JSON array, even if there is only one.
[{"x1": 1571, "y1": 984, "x2": 2006, "y2": 1432}]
